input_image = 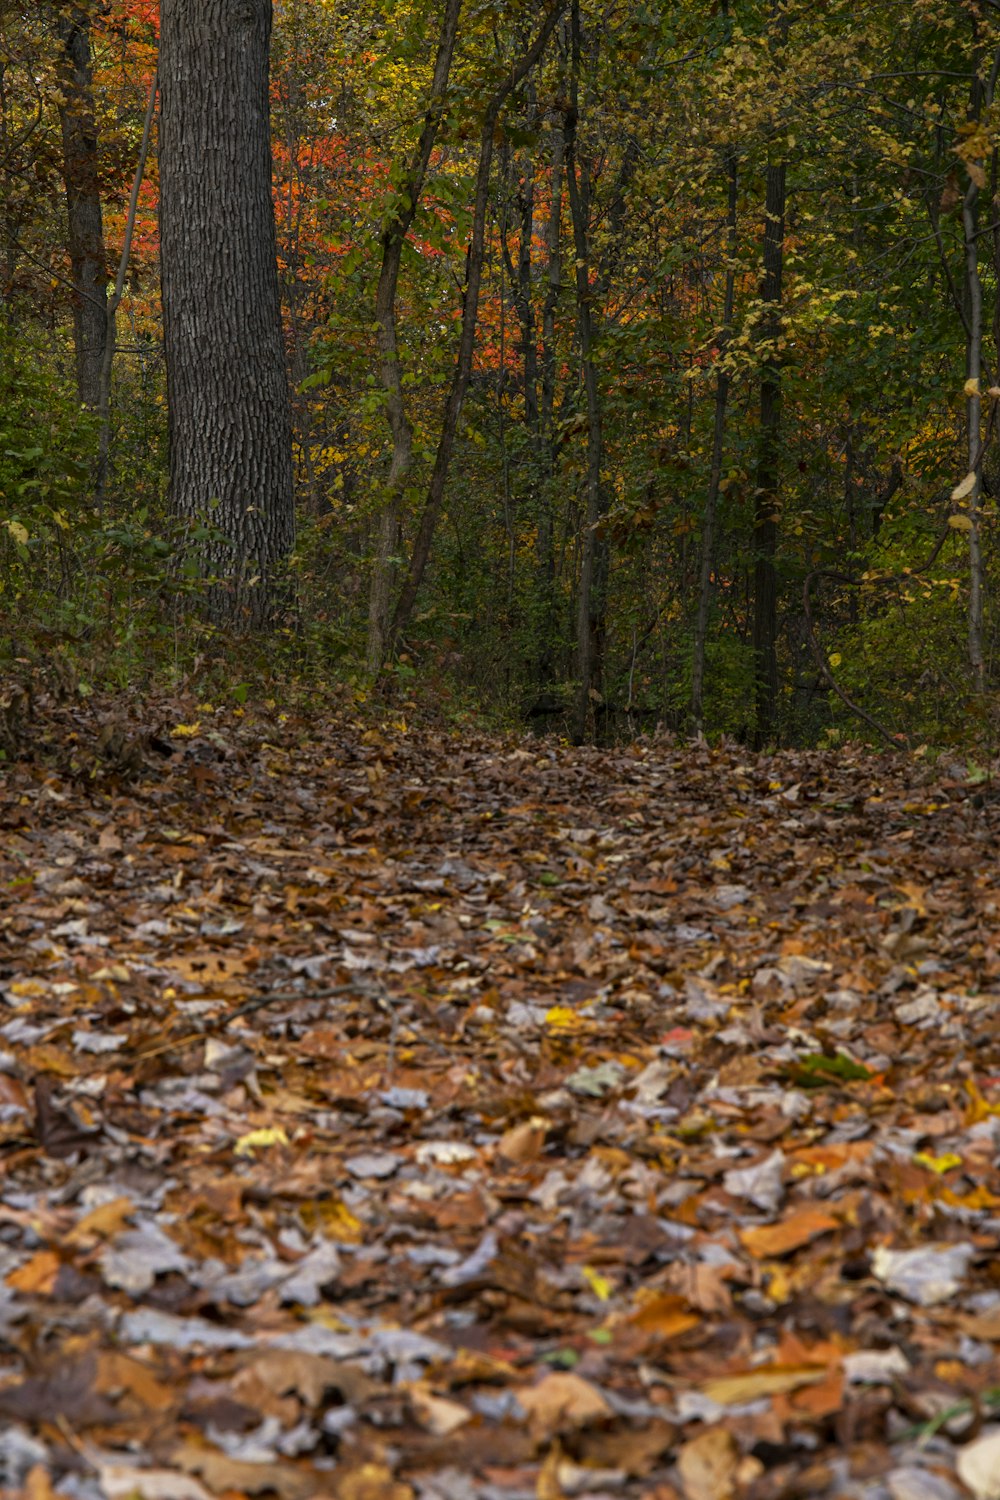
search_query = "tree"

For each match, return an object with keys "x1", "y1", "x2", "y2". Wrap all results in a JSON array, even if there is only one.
[
  {"x1": 158, "y1": 0, "x2": 294, "y2": 627},
  {"x1": 55, "y1": 0, "x2": 107, "y2": 407}
]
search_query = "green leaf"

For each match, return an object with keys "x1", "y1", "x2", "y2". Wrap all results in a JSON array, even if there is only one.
[{"x1": 787, "y1": 1052, "x2": 872, "y2": 1087}]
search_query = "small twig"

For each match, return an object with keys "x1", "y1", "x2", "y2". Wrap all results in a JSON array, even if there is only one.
[
  {"x1": 225, "y1": 981, "x2": 361, "y2": 1025},
  {"x1": 132, "y1": 982, "x2": 364, "y2": 1062}
]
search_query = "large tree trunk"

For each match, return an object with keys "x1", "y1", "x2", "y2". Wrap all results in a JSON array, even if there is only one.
[
  {"x1": 159, "y1": 0, "x2": 294, "y2": 629},
  {"x1": 56, "y1": 2, "x2": 107, "y2": 408},
  {"x1": 752, "y1": 161, "x2": 786, "y2": 746}
]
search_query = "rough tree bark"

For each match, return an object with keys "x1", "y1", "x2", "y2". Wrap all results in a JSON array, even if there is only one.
[
  {"x1": 159, "y1": 0, "x2": 294, "y2": 628},
  {"x1": 55, "y1": 1, "x2": 107, "y2": 408}
]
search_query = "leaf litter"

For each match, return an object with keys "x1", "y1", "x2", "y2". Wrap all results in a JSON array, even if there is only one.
[{"x1": 2, "y1": 701, "x2": 1000, "y2": 1496}]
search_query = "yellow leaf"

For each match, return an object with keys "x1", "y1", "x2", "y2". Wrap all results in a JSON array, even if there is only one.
[
  {"x1": 964, "y1": 377, "x2": 981, "y2": 397},
  {"x1": 951, "y1": 472, "x2": 977, "y2": 501},
  {"x1": 4, "y1": 520, "x2": 28, "y2": 545},
  {"x1": 914, "y1": 1152, "x2": 962, "y2": 1175},
  {"x1": 234, "y1": 1126, "x2": 290, "y2": 1158},
  {"x1": 171, "y1": 722, "x2": 202, "y2": 738},
  {"x1": 545, "y1": 1006, "x2": 583, "y2": 1031},
  {"x1": 828, "y1": 652, "x2": 842, "y2": 668},
  {"x1": 966, "y1": 1079, "x2": 1000, "y2": 1123},
  {"x1": 700, "y1": 1364, "x2": 831, "y2": 1405},
  {"x1": 582, "y1": 1265, "x2": 613, "y2": 1301},
  {"x1": 949, "y1": 514, "x2": 974, "y2": 531}
]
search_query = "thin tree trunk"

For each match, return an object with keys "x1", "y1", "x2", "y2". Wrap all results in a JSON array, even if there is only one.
[
  {"x1": 752, "y1": 160, "x2": 786, "y2": 746},
  {"x1": 565, "y1": 0, "x2": 604, "y2": 743},
  {"x1": 159, "y1": 0, "x2": 294, "y2": 628},
  {"x1": 367, "y1": 0, "x2": 464, "y2": 670},
  {"x1": 386, "y1": 1, "x2": 566, "y2": 656},
  {"x1": 536, "y1": 81, "x2": 566, "y2": 690},
  {"x1": 95, "y1": 68, "x2": 157, "y2": 511},
  {"x1": 499, "y1": 82, "x2": 540, "y2": 438},
  {"x1": 691, "y1": 147, "x2": 738, "y2": 734},
  {"x1": 962, "y1": 46, "x2": 1000, "y2": 694},
  {"x1": 56, "y1": 1, "x2": 107, "y2": 408}
]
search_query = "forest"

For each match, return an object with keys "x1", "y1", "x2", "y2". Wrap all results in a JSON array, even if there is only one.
[
  {"x1": 6, "y1": 4, "x2": 1000, "y2": 1500},
  {"x1": 4, "y1": 0, "x2": 1000, "y2": 747}
]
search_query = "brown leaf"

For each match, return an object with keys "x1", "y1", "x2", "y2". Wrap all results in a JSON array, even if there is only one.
[
  {"x1": 516, "y1": 1372, "x2": 612, "y2": 1440},
  {"x1": 66, "y1": 1196, "x2": 136, "y2": 1247},
  {"x1": 334, "y1": 1463, "x2": 413, "y2": 1500},
  {"x1": 237, "y1": 1349, "x2": 376, "y2": 1408},
  {"x1": 677, "y1": 1426, "x2": 740, "y2": 1500},
  {"x1": 410, "y1": 1383, "x2": 473, "y2": 1436},
  {"x1": 497, "y1": 1115, "x2": 549, "y2": 1162},
  {"x1": 173, "y1": 1443, "x2": 318, "y2": 1500}
]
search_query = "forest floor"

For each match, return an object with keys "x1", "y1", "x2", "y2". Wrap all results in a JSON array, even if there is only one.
[{"x1": 2, "y1": 693, "x2": 1000, "y2": 1500}]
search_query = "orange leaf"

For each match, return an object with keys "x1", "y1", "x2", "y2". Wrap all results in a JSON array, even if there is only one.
[
  {"x1": 628, "y1": 1291, "x2": 702, "y2": 1340},
  {"x1": 6, "y1": 1250, "x2": 61, "y2": 1295},
  {"x1": 739, "y1": 1208, "x2": 839, "y2": 1258}
]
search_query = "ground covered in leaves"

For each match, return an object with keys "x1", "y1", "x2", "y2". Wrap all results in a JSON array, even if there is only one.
[{"x1": 2, "y1": 700, "x2": 1000, "y2": 1500}]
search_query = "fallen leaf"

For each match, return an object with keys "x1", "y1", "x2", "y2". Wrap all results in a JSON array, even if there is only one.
[
  {"x1": 516, "y1": 1372, "x2": 612, "y2": 1439},
  {"x1": 234, "y1": 1126, "x2": 291, "y2": 1158},
  {"x1": 957, "y1": 1428, "x2": 1000, "y2": 1500},
  {"x1": 99, "y1": 1466, "x2": 215, "y2": 1500},
  {"x1": 6, "y1": 1250, "x2": 61, "y2": 1295},
  {"x1": 677, "y1": 1425, "x2": 740, "y2": 1500},
  {"x1": 739, "y1": 1208, "x2": 839, "y2": 1258},
  {"x1": 871, "y1": 1243, "x2": 974, "y2": 1306},
  {"x1": 700, "y1": 1364, "x2": 832, "y2": 1405},
  {"x1": 334, "y1": 1463, "x2": 413, "y2": 1500}
]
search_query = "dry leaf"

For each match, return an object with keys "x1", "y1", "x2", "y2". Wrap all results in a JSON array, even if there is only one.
[
  {"x1": 6, "y1": 1250, "x2": 61, "y2": 1295},
  {"x1": 739, "y1": 1207, "x2": 838, "y2": 1258},
  {"x1": 700, "y1": 1364, "x2": 832, "y2": 1405},
  {"x1": 498, "y1": 1115, "x2": 549, "y2": 1162},
  {"x1": 957, "y1": 1428, "x2": 1000, "y2": 1500},
  {"x1": 677, "y1": 1426, "x2": 740, "y2": 1500},
  {"x1": 410, "y1": 1383, "x2": 473, "y2": 1435},
  {"x1": 516, "y1": 1372, "x2": 612, "y2": 1439},
  {"x1": 99, "y1": 1467, "x2": 214, "y2": 1500},
  {"x1": 334, "y1": 1463, "x2": 413, "y2": 1500}
]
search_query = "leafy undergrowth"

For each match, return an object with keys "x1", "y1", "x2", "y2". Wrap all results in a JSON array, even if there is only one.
[{"x1": 2, "y1": 696, "x2": 1000, "y2": 1500}]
